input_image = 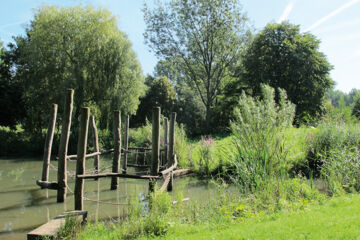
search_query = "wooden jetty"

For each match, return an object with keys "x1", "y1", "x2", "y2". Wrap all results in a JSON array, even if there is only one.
[{"x1": 29, "y1": 89, "x2": 192, "y2": 239}]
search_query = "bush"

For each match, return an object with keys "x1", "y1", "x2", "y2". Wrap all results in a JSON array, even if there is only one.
[
  {"x1": 228, "y1": 85, "x2": 295, "y2": 192},
  {"x1": 305, "y1": 121, "x2": 360, "y2": 177},
  {"x1": 321, "y1": 147, "x2": 360, "y2": 195}
]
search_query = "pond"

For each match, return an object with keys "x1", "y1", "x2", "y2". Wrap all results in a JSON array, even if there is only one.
[{"x1": 0, "y1": 158, "x2": 214, "y2": 240}]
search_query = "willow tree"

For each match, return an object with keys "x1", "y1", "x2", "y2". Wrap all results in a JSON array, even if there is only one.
[
  {"x1": 143, "y1": 0, "x2": 250, "y2": 133},
  {"x1": 13, "y1": 6, "x2": 145, "y2": 133}
]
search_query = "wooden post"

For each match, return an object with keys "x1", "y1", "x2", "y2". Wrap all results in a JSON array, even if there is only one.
[
  {"x1": 150, "y1": 107, "x2": 160, "y2": 192},
  {"x1": 111, "y1": 110, "x2": 121, "y2": 190},
  {"x1": 90, "y1": 116, "x2": 100, "y2": 178},
  {"x1": 151, "y1": 107, "x2": 160, "y2": 176},
  {"x1": 168, "y1": 112, "x2": 176, "y2": 167},
  {"x1": 41, "y1": 104, "x2": 58, "y2": 182},
  {"x1": 74, "y1": 107, "x2": 90, "y2": 211},
  {"x1": 123, "y1": 115, "x2": 129, "y2": 173},
  {"x1": 57, "y1": 89, "x2": 74, "y2": 203},
  {"x1": 167, "y1": 172, "x2": 174, "y2": 191},
  {"x1": 164, "y1": 117, "x2": 169, "y2": 167}
]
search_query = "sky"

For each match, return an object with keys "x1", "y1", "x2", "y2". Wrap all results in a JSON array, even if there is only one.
[{"x1": 0, "y1": 0, "x2": 359, "y2": 93}]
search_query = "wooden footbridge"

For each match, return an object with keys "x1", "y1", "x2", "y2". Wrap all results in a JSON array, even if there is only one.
[{"x1": 28, "y1": 89, "x2": 191, "y2": 239}]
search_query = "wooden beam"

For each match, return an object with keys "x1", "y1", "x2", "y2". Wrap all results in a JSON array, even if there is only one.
[
  {"x1": 77, "y1": 172, "x2": 161, "y2": 180},
  {"x1": 57, "y1": 89, "x2": 74, "y2": 203},
  {"x1": 161, "y1": 154, "x2": 178, "y2": 176},
  {"x1": 74, "y1": 107, "x2": 90, "y2": 211},
  {"x1": 41, "y1": 104, "x2": 57, "y2": 182}
]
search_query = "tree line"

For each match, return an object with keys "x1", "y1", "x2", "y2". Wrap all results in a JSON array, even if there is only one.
[{"x1": 1, "y1": 0, "x2": 356, "y2": 137}]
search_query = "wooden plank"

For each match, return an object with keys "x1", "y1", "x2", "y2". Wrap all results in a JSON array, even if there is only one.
[
  {"x1": 173, "y1": 169, "x2": 192, "y2": 177},
  {"x1": 77, "y1": 172, "x2": 161, "y2": 180},
  {"x1": 27, "y1": 211, "x2": 87, "y2": 240}
]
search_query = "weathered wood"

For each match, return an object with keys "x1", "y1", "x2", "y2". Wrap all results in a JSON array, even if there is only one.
[
  {"x1": 27, "y1": 211, "x2": 87, "y2": 240},
  {"x1": 41, "y1": 104, "x2": 58, "y2": 182},
  {"x1": 151, "y1": 107, "x2": 161, "y2": 176},
  {"x1": 172, "y1": 169, "x2": 192, "y2": 177},
  {"x1": 77, "y1": 172, "x2": 161, "y2": 180},
  {"x1": 90, "y1": 116, "x2": 100, "y2": 177},
  {"x1": 36, "y1": 180, "x2": 59, "y2": 190},
  {"x1": 126, "y1": 163, "x2": 150, "y2": 168},
  {"x1": 168, "y1": 112, "x2": 176, "y2": 167},
  {"x1": 161, "y1": 154, "x2": 178, "y2": 176},
  {"x1": 74, "y1": 107, "x2": 90, "y2": 211},
  {"x1": 167, "y1": 172, "x2": 174, "y2": 191},
  {"x1": 111, "y1": 110, "x2": 121, "y2": 190},
  {"x1": 67, "y1": 149, "x2": 114, "y2": 160},
  {"x1": 123, "y1": 115, "x2": 129, "y2": 173},
  {"x1": 160, "y1": 175, "x2": 171, "y2": 192},
  {"x1": 57, "y1": 89, "x2": 74, "y2": 203},
  {"x1": 164, "y1": 117, "x2": 169, "y2": 166}
]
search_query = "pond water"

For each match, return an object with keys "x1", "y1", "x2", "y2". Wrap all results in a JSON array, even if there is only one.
[{"x1": 0, "y1": 158, "x2": 214, "y2": 240}]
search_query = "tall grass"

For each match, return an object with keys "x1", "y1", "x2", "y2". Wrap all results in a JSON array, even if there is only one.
[{"x1": 228, "y1": 85, "x2": 295, "y2": 192}]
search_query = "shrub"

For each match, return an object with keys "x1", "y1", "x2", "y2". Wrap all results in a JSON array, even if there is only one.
[
  {"x1": 229, "y1": 85, "x2": 295, "y2": 192},
  {"x1": 321, "y1": 147, "x2": 360, "y2": 195},
  {"x1": 305, "y1": 121, "x2": 360, "y2": 177}
]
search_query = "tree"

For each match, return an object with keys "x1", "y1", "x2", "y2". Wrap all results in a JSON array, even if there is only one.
[
  {"x1": 143, "y1": 0, "x2": 250, "y2": 133},
  {"x1": 239, "y1": 22, "x2": 334, "y2": 122},
  {"x1": 133, "y1": 76, "x2": 176, "y2": 126},
  {"x1": 0, "y1": 40, "x2": 25, "y2": 128},
  {"x1": 12, "y1": 6, "x2": 145, "y2": 133},
  {"x1": 352, "y1": 96, "x2": 360, "y2": 120}
]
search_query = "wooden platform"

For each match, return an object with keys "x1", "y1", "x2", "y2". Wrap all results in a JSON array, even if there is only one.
[{"x1": 27, "y1": 210, "x2": 87, "y2": 240}]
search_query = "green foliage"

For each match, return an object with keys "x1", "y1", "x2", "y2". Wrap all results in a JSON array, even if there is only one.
[
  {"x1": 239, "y1": 22, "x2": 334, "y2": 123},
  {"x1": 321, "y1": 147, "x2": 360, "y2": 195},
  {"x1": 133, "y1": 76, "x2": 176, "y2": 126},
  {"x1": 144, "y1": 0, "x2": 251, "y2": 132},
  {"x1": 228, "y1": 85, "x2": 295, "y2": 192},
  {"x1": 352, "y1": 96, "x2": 360, "y2": 120},
  {"x1": 0, "y1": 40, "x2": 25, "y2": 128},
  {"x1": 305, "y1": 122, "x2": 360, "y2": 177},
  {"x1": 12, "y1": 5, "x2": 145, "y2": 133},
  {"x1": 56, "y1": 216, "x2": 82, "y2": 240}
]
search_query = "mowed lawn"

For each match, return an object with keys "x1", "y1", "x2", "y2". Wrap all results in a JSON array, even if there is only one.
[{"x1": 149, "y1": 194, "x2": 360, "y2": 240}]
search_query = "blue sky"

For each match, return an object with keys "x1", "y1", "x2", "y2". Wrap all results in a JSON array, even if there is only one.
[{"x1": 1, "y1": 0, "x2": 359, "y2": 92}]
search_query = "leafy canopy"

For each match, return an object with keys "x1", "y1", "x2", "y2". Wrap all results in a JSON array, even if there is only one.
[
  {"x1": 240, "y1": 22, "x2": 334, "y2": 123},
  {"x1": 143, "y1": 0, "x2": 251, "y2": 132},
  {"x1": 13, "y1": 6, "x2": 145, "y2": 132}
]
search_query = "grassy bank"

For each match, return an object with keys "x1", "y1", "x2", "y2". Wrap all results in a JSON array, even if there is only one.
[{"x1": 148, "y1": 194, "x2": 360, "y2": 240}]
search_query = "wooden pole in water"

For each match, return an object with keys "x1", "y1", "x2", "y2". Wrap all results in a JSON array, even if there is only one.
[
  {"x1": 168, "y1": 112, "x2": 176, "y2": 167},
  {"x1": 123, "y1": 115, "x2": 129, "y2": 173},
  {"x1": 57, "y1": 89, "x2": 74, "y2": 203},
  {"x1": 41, "y1": 104, "x2": 58, "y2": 182},
  {"x1": 149, "y1": 107, "x2": 161, "y2": 192},
  {"x1": 111, "y1": 110, "x2": 121, "y2": 190},
  {"x1": 164, "y1": 117, "x2": 169, "y2": 167},
  {"x1": 74, "y1": 107, "x2": 90, "y2": 211},
  {"x1": 167, "y1": 112, "x2": 176, "y2": 191},
  {"x1": 90, "y1": 116, "x2": 100, "y2": 179}
]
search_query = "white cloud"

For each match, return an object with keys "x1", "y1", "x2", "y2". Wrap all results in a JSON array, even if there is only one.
[
  {"x1": 304, "y1": 0, "x2": 360, "y2": 32},
  {"x1": 278, "y1": 0, "x2": 296, "y2": 23}
]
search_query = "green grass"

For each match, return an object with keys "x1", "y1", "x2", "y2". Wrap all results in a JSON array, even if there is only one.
[{"x1": 146, "y1": 194, "x2": 360, "y2": 240}]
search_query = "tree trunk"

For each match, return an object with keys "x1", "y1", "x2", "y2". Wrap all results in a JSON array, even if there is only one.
[{"x1": 205, "y1": 104, "x2": 211, "y2": 134}]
